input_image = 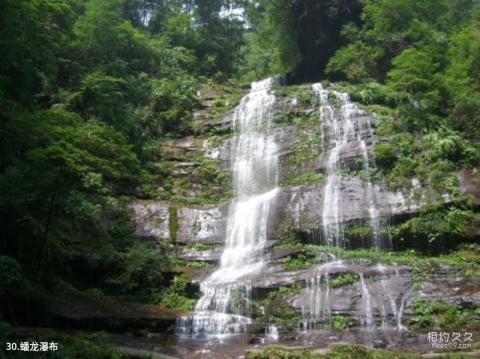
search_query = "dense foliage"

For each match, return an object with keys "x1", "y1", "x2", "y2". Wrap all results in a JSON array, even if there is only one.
[
  {"x1": 240, "y1": 0, "x2": 362, "y2": 82},
  {"x1": 324, "y1": 0, "x2": 480, "y2": 248},
  {"x1": 0, "y1": 0, "x2": 248, "y2": 324}
]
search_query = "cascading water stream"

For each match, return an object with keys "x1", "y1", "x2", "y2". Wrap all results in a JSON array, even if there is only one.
[
  {"x1": 177, "y1": 77, "x2": 280, "y2": 336},
  {"x1": 299, "y1": 260, "x2": 345, "y2": 331},
  {"x1": 176, "y1": 80, "x2": 407, "y2": 342},
  {"x1": 359, "y1": 134, "x2": 381, "y2": 249},
  {"x1": 376, "y1": 263, "x2": 408, "y2": 331},
  {"x1": 314, "y1": 84, "x2": 351, "y2": 248},
  {"x1": 315, "y1": 84, "x2": 380, "y2": 248},
  {"x1": 301, "y1": 84, "x2": 406, "y2": 336},
  {"x1": 359, "y1": 273, "x2": 374, "y2": 328},
  {"x1": 265, "y1": 324, "x2": 279, "y2": 341}
]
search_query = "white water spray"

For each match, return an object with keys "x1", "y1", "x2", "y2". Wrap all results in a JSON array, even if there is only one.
[
  {"x1": 300, "y1": 84, "x2": 407, "y2": 336},
  {"x1": 178, "y1": 77, "x2": 280, "y2": 336},
  {"x1": 313, "y1": 83, "x2": 381, "y2": 248}
]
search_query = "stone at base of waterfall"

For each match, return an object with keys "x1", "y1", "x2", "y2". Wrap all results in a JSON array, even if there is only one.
[
  {"x1": 177, "y1": 311, "x2": 252, "y2": 336},
  {"x1": 178, "y1": 246, "x2": 224, "y2": 261},
  {"x1": 295, "y1": 328, "x2": 423, "y2": 349}
]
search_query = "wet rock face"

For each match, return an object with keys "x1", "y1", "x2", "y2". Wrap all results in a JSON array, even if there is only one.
[
  {"x1": 124, "y1": 85, "x2": 480, "y2": 355},
  {"x1": 130, "y1": 201, "x2": 171, "y2": 240},
  {"x1": 459, "y1": 167, "x2": 480, "y2": 205},
  {"x1": 129, "y1": 84, "x2": 480, "y2": 247},
  {"x1": 177, "y1": 204, "x2": 229, "y2": 244},
  {"x1": 419, "y1": 270, "x2": 480, "y2": 306},
  {"x1": 289, "y1": 262, "x2": 415, "y2": 326},
  {"x1": 129, "y1": 90, "x2": 442, "y2": 245},
  {"x1": 130, "y1": 180, "x2": 426, "y2": 245},
  {"x1": 246, "y1": 259, "x2": 480, "y2": 333},
  {"x1": 178, "y1": 246, "x2": 224, "y2": 262},
  {"x1": 274, "y1": 178, "x2": 427, "y2": 232},
  {"x1": 130, "y1": 201, "x2": 230, "y2": 244}
]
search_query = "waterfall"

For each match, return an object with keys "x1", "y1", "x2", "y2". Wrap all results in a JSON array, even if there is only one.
[
  {"x1": 300, "y1": 272, "x2": 330, "y2": 331},
  {"x1": 299, "y1": 84, "x2": 406, "y2": 336},
  {"x1": 313, "y1": 84, "x2": 348, "y2": 248},
  {"x1": 299, "y1": 260, "x2": 346, "y2": 331},
  {"x1": 359, "y1": 135, "x2": 382, "y2": 249},
  {"x1": 177, "y1": 77, "x2": 280, "y2": 336},
  {"x1": 359, "y1": 273, "x2": 374, "y2": 328},
  {"x1": 314, "y1": 83, "x2": 381, "y2": 248},
  {"x1": 265, "y1": 324, "x2": 279, "y2": 341},
  {"x1": 376, "y1": 263, "x2": 408, "y2": 332}
]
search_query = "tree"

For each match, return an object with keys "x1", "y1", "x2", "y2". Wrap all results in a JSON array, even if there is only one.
[
  {"x1": 444, "y1": 17, "x2": 480, "y2": 139},
  {"x1": 0, "y1": 0, "x2": 74, "y2": 104},
  {"x1": 241, "y1": 0, "x2": 300, "y2": 79},
  {"x1": 326, "y1": 41, "x2": 382, "y2": 82}
]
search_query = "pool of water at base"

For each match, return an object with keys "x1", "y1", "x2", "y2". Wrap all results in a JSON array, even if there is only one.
[{"x1": 107, "y1": 328, "x2": 441, "y2": 359}]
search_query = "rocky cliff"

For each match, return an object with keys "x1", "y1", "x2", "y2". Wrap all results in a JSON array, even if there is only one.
[
  {"x1": 128, "y1": 82, "x2": 480, "y2": 350},
  {"x1": 131, "y1": 84, "x2": 475, "y2": 248}
]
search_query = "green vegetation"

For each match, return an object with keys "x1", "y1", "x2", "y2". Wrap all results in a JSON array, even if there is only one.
[
  {"x1": 247, "y1": 345, "x2": 319, "y2": 359},
  {"x1": 207, "y1": 84, "x2": 245, "y2": 119},
  {"x1": 276, "y1": 227, "x2": 303, "y2": 248},
  {"x1": 253, "y1": 285, "x2": 301, "y2": 330},
  {"x1": 282, "y1": 248, "x2": 317, "y2": 271},
  {"x1": 104, "y1": 241, "x2": 171, "y2": 303},
  {"x1": 0, "y1": 325, "x2": 125, "y2": 358},
  {"x1": 0, "y1": 0, "x2": 249, "y2": 327},
  {"x1": 173, "y1": 258, "x2": 213, "y2": 269},
  {"x1": 246, "y1": 343, "x2": 425, "y2": 359},
  {"x1": 189, "y1": 242, "x2": 214, "y2": 251},
  {"x1": 322, "y1": 1, "x2": 480, "y2": 255},
  {"x1": 290, "y1": 139, "x2": 321, "y2": 166},
  {"x1": 274, "y1": 85, "x2": 314, "y2": 107},
  {"x1": 288, "y1": 171, "x2": 324, "y2": 186},
  {"x1": 168, "y1": 206, "x2": 178, "y2": 243},
  {"x1": 344, "y1": 224, "x2": 374, "y2": 246},
  {"x1": 331, "y1": 315, "x2": 351, "y2": 331},
  {"x1": 385, "y1": 205, "x2": 480, "y2": 249},
  {"x1": 323, "y1": 0, "x2": 480, "y2": 207},
  {"x1": 320, "y1": 244, "x2": 480, "y2": 276},
  {"x1": 276, "y1": 237, "x2": 480, "y2": 278},
  {"x1": 280, "y1": 125, "x2": 324, "y2": 186},
  {"x1": 274, "y1": 109, "x2": 324, "y2": 186},
  {"x1": 241, "y1": 1, "x2": 300, "y2": 81},
  {"x1": 410, "y1": 297, "x2": 480, "y2": 330},
  {"x1": 329, "y1": 274, "x2": 358, "y2": 288},
  {"x1": 156, "y1": 274, "x2": 198, "y2": 310},
  {"x1": 164, "y1": 157, "x2": 233, "y2": 205}
]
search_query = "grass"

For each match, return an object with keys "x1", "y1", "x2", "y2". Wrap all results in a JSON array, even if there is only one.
[
  {"x1": 299, "y1": 244, "x2": 480, "y2": 275},
  {"x1": 288, "y1": 171, "x2": 324, "y2": 186},
  {"x1": 329, "y1": 273, "x2": 358, "y2": 288},
  {"x1": 246, "y1": 343, "x2": 425, "y2": 359},
  {"x1": 275, "y1": 241, "x2": 480, "y2": 280}
]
